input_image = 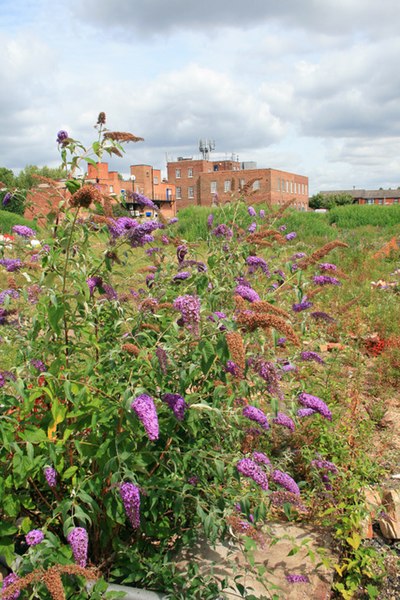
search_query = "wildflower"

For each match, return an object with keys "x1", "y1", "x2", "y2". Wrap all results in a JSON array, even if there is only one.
[
  {"x1": 176, "y1": 244, "x2": 188, "y2": 263},
  {"x1": 311, "y1": 458, "x2": 338, "y2": 473},
  {"x1": 207, "y1": 213, "x2": 214, "y2": 228},
  {"x1": 291, "y1": 252, "x2": 306, "y2": 260},
  {"x1": 2, "y1": 192, "x2": 12, "y2": 207},
  {"x1": 255, "y1": 359, "x2": 282, "y2": 400},
  {"x1": 272, "y1": 412, "x2": 295, "y2": 431},
  {"x1": 297, "y1": 408, "x2": 316, "y2": 418},
  {"x1": 286, "y1": 574, "x2": 310, "y2": 584},
  {"x1": 285, "y1": 232, "x2": 296, "y2": 241},
  {"x1": 12, "y1": 225, "x2": 36, "y2": 238},
  {"x1": 248, "y1": 222, "x2": 257, "y2": 233},
  {"x1": 300, "y1": 351, "x2": 325, "y2": 364},
  {"x1": 277, "y1": 337, "x2": 286, "y2": 346},
  {"x1": 279, "y1": 225, "x2": 287, "y2": 231},
  {"x1": 313, "y1": 275, "x2": 341, "y2": 286},
  {"x1": 212, "y1": 223, "x2": 233, "y2": 239},
  {"x1": 119, "y1": 482, "x2": 141, "y2": 528},
  {"x1": 97, "y1": 112, "x2": 106, "y2": 124},
  {"x1": 188, "y1": 476, "x2": 199, "y2": 486},
  {"x1": 246, "y1": 255, "x2": 270, "y2": 276},
  {"x1": 236, "y1": 458, "x2": 269, "y2": 490},
  {"x1": 310, "y1": 311, "x2": 335, "y2": 323},
  {"x1": 30, "y1": 359, "x2": 46, "y2": 372},
  {"x1": 131, "y1": 394, "x2": 159, "y2": 441},
  {"x1": 280, "y1": 361, "x2": 297, "y2": 372},
  {"x1": 252, "y1": 452, "x2": 271, "y2": 467},
  {"x1": 44, "y1": 466, "x2": 57, "y2": 488},
  {"x1": 126, "y1": 191, "x2": 157, "y2": 210},
  {"x1": 272, "y1": 469, "x2": 300, "y2": 495},
  {"x1": 86, "y1": 276, "x2": 103, "y2": 296},
  {"x1": 298, "y1": 392, "x2": 332, "y2": 420},
  {"x1": 0, "y1": 258, "x2": 22, "y2": 272},
  {"x1": 67, "y1": 527, "x2": 88, "y2": 567},
  {"x1": 319, "y1": 262, "x2": 337, "y2": 271},
  {"x1": 162, "y1": 393, "x2": 187, "y2": 421},
  {"x1": 103, "y1": 283, "x2": 118, "y2": 300},
  {"x1": 161, "y1": 235, "x2": 169, "y2": 244},
  {"x1": 168, "y1": 217, "x2": 178, "y2": 224},
  {"x1": 70, "y1": 185, "x2": 102, "y2": 209},
  {"x1": 242, "y1": 405, "x2": 269, "y2": 430},
  {"x1": 173, "y1": 294, "x2": 201, "y2": 335},
  {"x1": 292, "y1": 300, "x2": 313, "y2": 312},
  {"x1": 173, "y1": 271, "x2": 191, "y2": 281},
  {"x1": 259, "y1": 209, "x2": 265, "y2": 218},
  {"x1": 56, "y1": 130, "x2": 69, "y2": 143},
  {"x1": 127, "y1": 221, "x2": 160, "y2": 247},
  {"x1": 26, "y1": 529, "x2": 44, "y2": 546},
  {"x1": 225, "y1": 360, "x2": 242, "y2": 377},
  {"x1": 235, "y1": 284, "x2": 260, "y2": 303},
  {"x1": 1, "y1": 573, "x2": 20, "y2": 599},
  {"x1": 248, "y1": 206, "x2": 256, "y2": 217}
]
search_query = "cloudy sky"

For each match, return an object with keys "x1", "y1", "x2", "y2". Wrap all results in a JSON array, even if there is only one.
[{"x1": 1, "y1": 0, "x2": 400, "y2": 194}]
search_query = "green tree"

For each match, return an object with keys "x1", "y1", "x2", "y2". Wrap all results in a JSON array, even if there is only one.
[
  {"x1": 15, "y1": 164, "x2": 67, "y2": 189},
  {"x1": 0, "y1": 167, "x2": 16, "y2": 187},
  {"x1": 309, "y1": 192, "x2": 354, "y2": 210}
]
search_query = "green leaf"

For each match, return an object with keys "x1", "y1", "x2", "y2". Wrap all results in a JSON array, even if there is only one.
[{"x1": 62, "y1": 466, "x2": 78, "y2": 480}]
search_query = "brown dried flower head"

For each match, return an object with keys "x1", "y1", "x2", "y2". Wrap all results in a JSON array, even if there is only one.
[
  {"x1": 97, "y1": 111, "x2": 106, "y2": 125},
  {"x1": 103, "y1": 131, "x2": 144, "y2": 143},
  {"x1": 70, "y1": 185, "x2": 102, "y2": 208},
  {"x1": 122, "y1": 343, "x2": 140, "y2": 356},
  {"x1": 251, "y1": 300, "x2": 291, "y2": 320},
  {"x1": 236, "y1": 310, "x2": 300, "y2": 346},
  {"x1": 296, "y1": 240, "x2": 349, "y2": 269},
  {"x1": 225, "y1": 331, "x2": 246, "y2": 371}
]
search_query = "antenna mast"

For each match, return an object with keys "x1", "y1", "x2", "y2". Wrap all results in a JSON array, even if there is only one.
[{"x1": 199, "y1": 139, "x2": 216, "y2": 160}]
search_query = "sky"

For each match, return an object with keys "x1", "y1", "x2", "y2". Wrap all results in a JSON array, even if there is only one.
[{"x1": 1, "y1": 0, "x2": 400, "y2": 195}]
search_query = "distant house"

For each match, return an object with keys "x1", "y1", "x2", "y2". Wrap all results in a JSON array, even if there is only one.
[{"x1": 321, "y1": 189, "x2": 400, "y2": 205}]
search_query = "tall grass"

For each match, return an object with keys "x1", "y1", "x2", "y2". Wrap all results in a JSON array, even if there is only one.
[
  {"x1": 329, "y1": 204, "x2": 400, "y2": 228},
  {"x1": 0, "y1": 209, "x2": 38, "y2": 233}
]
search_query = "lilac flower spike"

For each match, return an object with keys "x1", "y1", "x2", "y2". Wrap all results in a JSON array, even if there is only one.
[
  {"x1": 87, "y1": 276, "x2": 103, "y2": 296},
  {"x1": 272, "y1": 469, "x2": 300, "y2": 495},
  {"x1": 44, "y1": 466, "x2": 57, "y2": 488},
  {"x1": 2, "y1": 192, "x2": 12, "y2": 207},
  {"x1": 120, "y1": 482, "x2": 141, "y2": 528},
  {"x1": 285, "y1": 232, "x2": 296, "y2": 241},
  {"x1": 313, "y1": 275, "x2": 341, "y2": 286},
  {"x1": 131, "y1": 394, "x2": 159, "y2": 441},
  {"x1": 12, "y1": 225, "x2": 36, "y2": 238},
  {"x1": 57, "y1": 130, "x2": 69, "y2": 144},
  {"x1": 300, "y1": 351, "x2": 325, "y2": 364},
  {"x1": 248, "y1": 222, "x2": 257, "y2": 233},
  {"x1": 1, "y1": 573, "x2": 20, "y2": 600},
  {"x1": 67, "y1": 527, "x2": 88, "y2": 567},
  {"x1": 272, "y1": 412, "x2": 295, "y2": 431},
  {"x1": 242, "y1": 405, "x2": 269, "y2": 430},
  {"x1": 259, "y1": 209, "x2": 265, "y2": 218},
  {"x1": 319, "y1": 263, "x2": 337, "y2": 271},
  {"x1": 26, "y1": 529, "x2": 44, "y2": 546},
  {"x1": 236, "y1": 458, "x2": 269, "y2": 490},
  {"x1": 292, "y1": 300, "x2": 313, "y2": 312},
  {"x1": 162, "y1": 393, "x2": 187, "y2": 421},
  {"x1": 297, "y1": 408, "x2": 317, "y2": 418},
  {"x1": 298, "y1": 392, "x2": 332, "y2": 420},
  {"x1": 286, "y1": 574, "x2": 310, "y2": 584},
  {"x1": 246, "y1": 256, "x2": 270, "y2": 275},
  {"x1": 311, "y1": 458, "x2": 338, "y2": 473},
  {"x1": 235, "y1": 284, "x2": 260, "y2": 303},
  {"x1": 252, "y1": 451, "x2": 271, "y2": 467},
  {"x1": 173, "y1": 294, "x2": 201, "y2": 334},
  {"x1": 248, "y1": 206, "x2": 257, "y2": 217}
]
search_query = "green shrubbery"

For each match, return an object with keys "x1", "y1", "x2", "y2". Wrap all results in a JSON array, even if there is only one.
[{"x1": 0, "y1": 209, "x2": 38, "y2": 233}]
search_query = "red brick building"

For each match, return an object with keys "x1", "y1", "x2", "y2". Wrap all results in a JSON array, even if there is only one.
[
  {"x1": 166, "y1": 157, "x2": 309, "y2": 210},
  {"x1": 321, "y1": 189, "x2": 400, "y2": 205}
]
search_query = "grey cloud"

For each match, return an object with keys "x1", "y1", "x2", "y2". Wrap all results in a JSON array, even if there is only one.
[{"x1": 73, "y1": 0, "x2": 400, "y2": 38}]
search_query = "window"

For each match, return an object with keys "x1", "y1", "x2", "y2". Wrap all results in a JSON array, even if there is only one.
[
  {"x1": 109, "y1": 185, "x2": 114, "y2": 193},
  {"x1": 277, "y1": 178, "x2": 281, "y2": 191},
  {"x1": 290, "y1": 181, "x2": 293, "y2": 193},
  {"x1": 378, "y1": 199, "x2": 383, "y2": 204},
  {"x1": 302, "y1": 184, "x2": 305, "y2": 195},
  {"x1": 240, "y1": 179, "x2": 245, "y2": 190},
  {"x1": 252, "y1": 180, "x2": 260, "y2": 191},
  {"x1": 286, "y1": 180, "x2": 289, "y2": 192},
  {"x1": 224, "y1": 180, "x2": 231, "y2": 193},
  {"x1": 153, "y1": 176, "x2": 159, "y2": 185},
  {"x1": 188, "y1": 168, "x2": 193, "y2": 178},
  {"x1": 367, "y1": 198, "x2": 373, "y2": 204},
  {"x1": 176, "y1": 187, "x2": 182, "y2": 199},
  {"x1": 210, "y1": 181, "x2": 217, "y2": 193},
  {"x1": 175, "y1": 169, "x2": 181, "y2": 179},
  {"x1": 188, "y1": 186, "x2": 194, "y2": 199},
  {"x1": 394, "y1": 198, "x2": 399, "y2": 204}
]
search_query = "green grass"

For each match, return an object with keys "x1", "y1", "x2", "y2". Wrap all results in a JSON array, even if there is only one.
[
  {"x1": 328, "y1": 204, "x2": 400, "y2": 228},
  {"x1": 0, "y1": 209, "x2": 38, "y2": 233}
]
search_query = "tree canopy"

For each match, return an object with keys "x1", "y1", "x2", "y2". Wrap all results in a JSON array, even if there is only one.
[{"x1": 309, "y1": 192, "x2": 354, "y2": 210}]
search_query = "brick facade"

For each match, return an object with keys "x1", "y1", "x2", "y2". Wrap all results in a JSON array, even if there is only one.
[{"x1": 166, "y1": 158, "x2": 308, "y2": 210}]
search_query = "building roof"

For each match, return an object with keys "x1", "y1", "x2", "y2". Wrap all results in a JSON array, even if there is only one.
[{"x1": 322, "y1": 189, "x2": 400, "y2": 199}]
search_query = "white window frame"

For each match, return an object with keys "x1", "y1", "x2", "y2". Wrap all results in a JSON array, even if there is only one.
[
  {"x1": 224, "y1": 180, "x2": 231, "y2": 193},
  {"x1": 188, "y1": 168, "x2": 193, "y2": 178},
  {"x1": 175, "y1": 168, "x2": 181, "y2": 179},
  {"x1": 176, "y1": 186, "x2": 182, "y2": 199},
  {"x1": 188, "y1": 186, "x2": 194, "y2": 199},
  {"x1": 210, "y1": 181, "x2": 217, "y2": 193}
]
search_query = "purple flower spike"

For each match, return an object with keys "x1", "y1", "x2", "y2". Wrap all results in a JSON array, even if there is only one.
[
  {"x1": 252, "y1": 452, "x2": 271, "y2": 467},
  {"x1": 57, "y1": 130, "x2": 69, "y2": 144},
  {"x1": 236, "y1": 458, "x2": 269, "y2": 490},
  {"x1": 272, "y1": 469, "x2": 300, "y2": 495},
  {"x1": 286, "y1": 574, "x2": 310, "y2": 584},
  {"x1": 300, "y1": 351, "x2": 325, "y2": 364},
  {"x1": 311, "y1": 459, "x2": 338, "y2": 473},
  {"x1": 2, "y1": 192, "x2": 12, "y2": 207},
  {"x1": 120, "y1": 482, "x2": 141, "y2": 528},
  {"x1": 242, "y1": 405, "x2": 269, "y2": 430},
  {"x1": 319, "y1": 263, "x2": 337, "y2": 271},
  {"x1": 272, "y1": 412, "x2": 295, "y2": 431},
  {"x1": 248, "y1": 206, "x2": 256, "y2": 217},
  {"x1": 313, "y1": 275, "x2": 341, "y2": 286},
  {"x1": 297, "y1": 408, "x2": 317, "y2": 418},
  {"x1": 207, "y1": 213, "x2": 214, "y2": 228},
  {"x1": 44, "y1": 466, "x2": 57, "y2": 488},
  {"x1": 173, "y1": 295, "x2": 201, "y2": 335},
  {"x1": 285, "y1": 232, "x2": 296, "y2": 241},
  {"x1": 235, "y1": 284, "x2": 260, "y2": 303},
  {"x1": 162, "y1": 393, "x2": 187, "y2": 421},
  {"x1": 225, "y1": 360, "x2": 242, "y2": 377},
  {"x1": 176, "y1": 244, "x2": 188, "y2": 263},
  {"x1": 1, "y1": 573, "x2": 20, "y2": 600},
  {"x1": 173, "y1": 271, "x2": 191, "y2": 281},
  {"x1": 259, "y1": 209, "x2": 265, "y2": 218},
  {"x1": 12, "y1": 225, "x2": 36, "y2": 238},
  {"x1": 292, "y1": 300, "x2": 313, "y2": 312},
  {"x1": 248, "y1": 222, "x2": 257, "y2": 233},
  {"x1": 298, "y1": 392, "x2": 332, "y2": 420},
  {"x1": 131, "y1": 394, "x2": 159, "y2": 441},
  {"x1": 86, "y1": 276, "x2": 103, "y2": 296},
  {"x1": 26, "y1": 529, "x2": 44, "y2": 546},
  {"x1": 67, "y1": 527, "x2": 88, "y2": 567}
]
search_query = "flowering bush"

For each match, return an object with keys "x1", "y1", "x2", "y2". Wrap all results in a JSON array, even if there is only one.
[{"x1": 0, "y1": 115, "x2": 383, "y2": 598}]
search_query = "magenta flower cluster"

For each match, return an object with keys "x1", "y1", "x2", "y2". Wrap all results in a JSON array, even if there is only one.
[
  {"x1": 313, "y1": 275, "x2": 341, "y2": 286},
  {"x1": 12, "y1": 225, "x2": 36, "y2": 238},
  {"x1": 44, "y1": 466, "x2": 57, "y2": 488},
  {"x1": 242, "y1": 405, "x2": 269, "y2": 430},
  {"x1": 162, "y1": 393, "x2": 187, "y2": 421},
  {"x1": 131, "y1": 394, "x2": 159, "y2": 441},
  {"x1": 67, "y1": 527, "x2": 88, "y2": 567},
  {"x1": 235, "y1": 284, "x2": 260, "y2": 303},
  {"x1": 236, "y1": 458, "x2": 269, "y2": 490},
  {"x1": 272, "y1": 412, "x2": 295, "y2": 431},
  {"x1": 120, "y1": 482, "x2": 141, "y2": 529},
  {"x1": 26, "y1": 529, "x2": 44, "y2": 546},
  {"x1": 272, "y1": 469, "x2": 300, "y2": 495},
  {"x1": 173, "y1": 294, "x2": 201, "y2": 335},
  {"x1": 1, "y1": 573, "x2": 20, "y2": 600},
  {"x1": 246, "y1": 255, "x2": 270, "y2": 275},
  {"x1": 298, "y1": 392, "x2": 332, "y2": 420},
  {"x1": 300, "y1": 351, "x2": 325, "y2": 364}
]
